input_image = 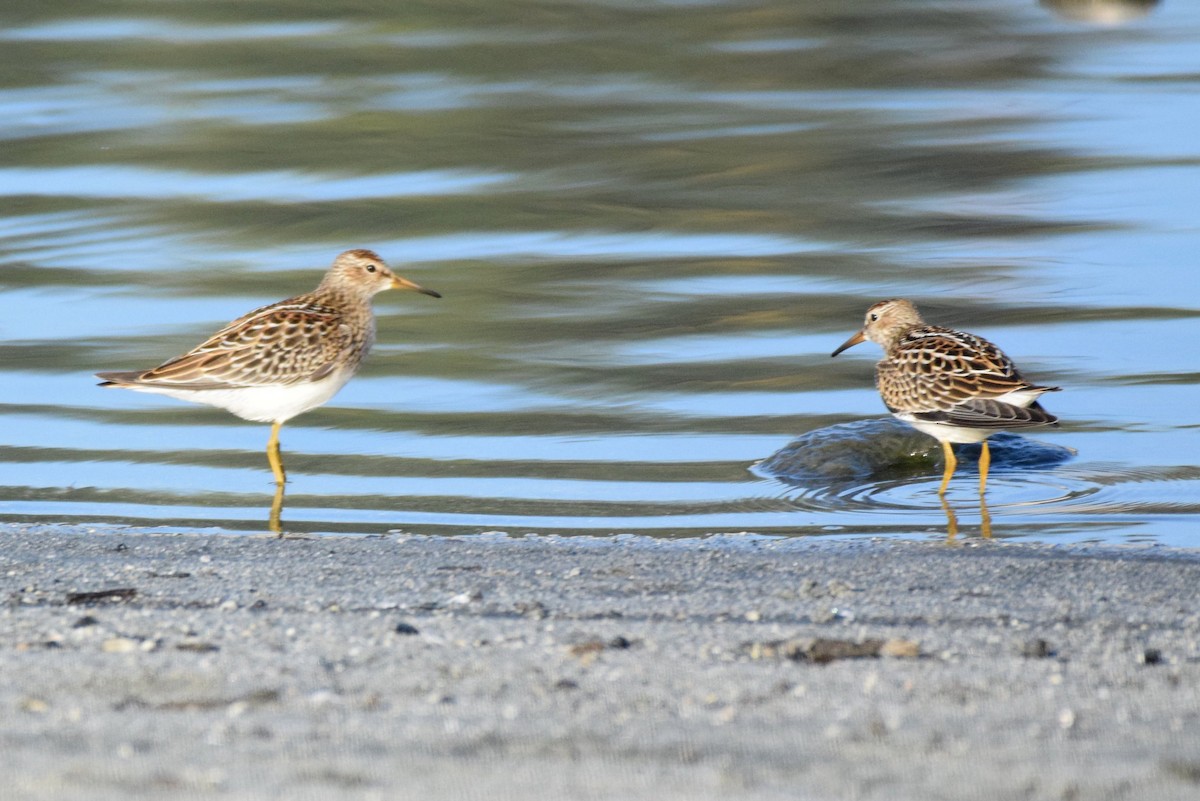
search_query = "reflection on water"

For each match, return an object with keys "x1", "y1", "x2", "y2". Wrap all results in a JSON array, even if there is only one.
[
  {"x1": 1041, "y1": 0, "x2": 1161, "y2": 26},
  {"x1": 940, "y1": 495, "x2": 992, "y2": 541},
  {"x1": 269, "y1": 483, "x2": 285, "y2": 536},
  {"x1": 2, "y1": 0, "x2": 1200, "y2": 544}
]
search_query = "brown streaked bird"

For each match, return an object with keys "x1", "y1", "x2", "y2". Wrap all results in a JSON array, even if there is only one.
[
  {"x1": 831, "y1": 299, "x2": 1059, "y2": 496},
  {"x1": 96, "y1": 249, "x2": 441, "y2": 485}
]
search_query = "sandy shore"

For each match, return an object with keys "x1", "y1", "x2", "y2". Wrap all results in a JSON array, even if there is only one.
[{"x1": 3, "y1": 526, "x2": 1200, "y2": 800}]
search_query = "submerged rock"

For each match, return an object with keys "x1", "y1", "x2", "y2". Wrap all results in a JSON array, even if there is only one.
[{"x1": 754, "y1": 418, "x2": 1074, "y2": 485}]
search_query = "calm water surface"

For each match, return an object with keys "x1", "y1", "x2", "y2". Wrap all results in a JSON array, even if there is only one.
[{"x1": 2, "y1": 0, "x2": 1199, "y2": 543}]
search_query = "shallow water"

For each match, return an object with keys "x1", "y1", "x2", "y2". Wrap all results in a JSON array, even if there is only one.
[{"x1": 2, "y1": 0, "x2": 1199, "y2": 543}]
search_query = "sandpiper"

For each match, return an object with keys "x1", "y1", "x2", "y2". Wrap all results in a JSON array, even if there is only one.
[
  {"x1": 831, "y1": 299, "x2": 1059, "y2": 495},
  {"x1": 96, "y1": 249, "x2": 441, "y2": 485}
]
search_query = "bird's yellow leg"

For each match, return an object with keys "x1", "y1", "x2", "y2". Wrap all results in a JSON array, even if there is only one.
[
  {"x1": 978, "y1": 440, "x2": 991, "y2": 497},
  {"x1": 267, "y1": 421, "x2": 287, "y2": 485},
  {"x1": 937, "y1": 441, "x2": 957, "y2": 496}
]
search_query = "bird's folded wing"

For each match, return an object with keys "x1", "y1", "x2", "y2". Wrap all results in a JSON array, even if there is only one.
[
  {"x1": 912, "y1": 398, "x2": 1058, "y2": 429},
  {"x1": 118, "y1": 303, "x2": 349, "y2": 389},
  {"x1": 880, "y1": 332, "x2": 1050, "y2": 412}
]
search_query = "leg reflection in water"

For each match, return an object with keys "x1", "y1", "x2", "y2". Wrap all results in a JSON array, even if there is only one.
[
  {"x1": 979, "y1": 494, "x2": 993, "y2": 539},
  {"x1": 940, "y1": 493, "x2": 992, "y2": 540},
  {"x1": 269, "y1": 483, "x2": 285, "y2": 536},
  {"x1": 940, "y1": 494, "x2": 959, "y2": 540}
]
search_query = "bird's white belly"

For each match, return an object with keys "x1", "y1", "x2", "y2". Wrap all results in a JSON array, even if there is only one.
[
  {"x1": 896, "y1": 415, "x2": 993, "y2": 444},
  {"x1": 120, "y1": 370, "x2": 354, "y2": 423}
]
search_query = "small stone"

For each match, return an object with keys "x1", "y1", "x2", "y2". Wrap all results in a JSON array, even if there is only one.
[
  {"x1": 801, "y1": 637, "x2": 884, "y2": 663},
  {"x1": 394, "y1": 622, "x2": 420, "y2": 635},
  {"x1": 103, "y1": 637, "x2": 140, "y2": 653},
  {"x1": 21, "y1": 697, "x2": 49, "y2": 713},
  {"x1": 1162, "y1": 760, "x2": 1200, "y2": 784},
  {"x1": 514, "y1": 601, "x2": 549, "y2": 619},
  {"x1": 567, "y1": 636, "x2": 634, "y2": 661},
  {"x1": 1022, "y1": 638, "x2": 1055, "y2": 659},
  {"x1": 879, "y1": 638, "x2": 921, "y2": 658},
  {"x1": 826, "y1": 580, "x2": 856, "y2": 597},
  {"x1": 1139, "y1": 648, "x2": 1163, "y2": 666},
  {"x1": 745, "y1": 637, "x2": 889, "y2": 664},
  {"x1": 66, "y1": 588, "x2": 136, "y2": 605},
  {"x1": 72, "y1": 616, "x2": 100, "y2": 628},
  {"x1": 744, "y1": 610, "x2": 762, "y2": 622},
  {"x1": 568, "y1": 641, "x2": 605, "y2": 659}
]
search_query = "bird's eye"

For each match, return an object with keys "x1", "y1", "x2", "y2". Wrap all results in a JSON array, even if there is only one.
[
  {"x1": 869, "y1": 313, "x2": 879, "y2": 322},
  {"x1": 366, "y1": 264, "x2": 377, "y2": 273}
]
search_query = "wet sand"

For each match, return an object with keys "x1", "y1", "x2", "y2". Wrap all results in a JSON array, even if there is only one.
[{"x1": 4, "y1": 526, "x2": 1200, "y2": 800}]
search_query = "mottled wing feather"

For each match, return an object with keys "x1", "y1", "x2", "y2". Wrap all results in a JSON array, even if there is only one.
[
  {"x1": 910, "y1": 399, "x2": 1058, "y2": 429},
  {"x1": 877, "y1": 326, "x2": 1058, "y2": 427},
  {"x1": 122, "y1": 300, "x2": 351, "y2": 389}
]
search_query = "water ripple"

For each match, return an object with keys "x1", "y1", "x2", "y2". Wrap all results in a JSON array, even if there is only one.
[
  {"x1": 775, "y1": 464, "x2": 1200, "y2": 520},
  {"x1": 0, "y1": 166, "x2": 512, "y2": 203},
  {"x1": 0, "y1": 19, "x2": 349, "y2": 43}
]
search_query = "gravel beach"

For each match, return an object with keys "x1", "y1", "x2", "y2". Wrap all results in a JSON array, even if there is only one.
[{"x1": 3, "y1": 526, "x2": 1199, "y2": 800}]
